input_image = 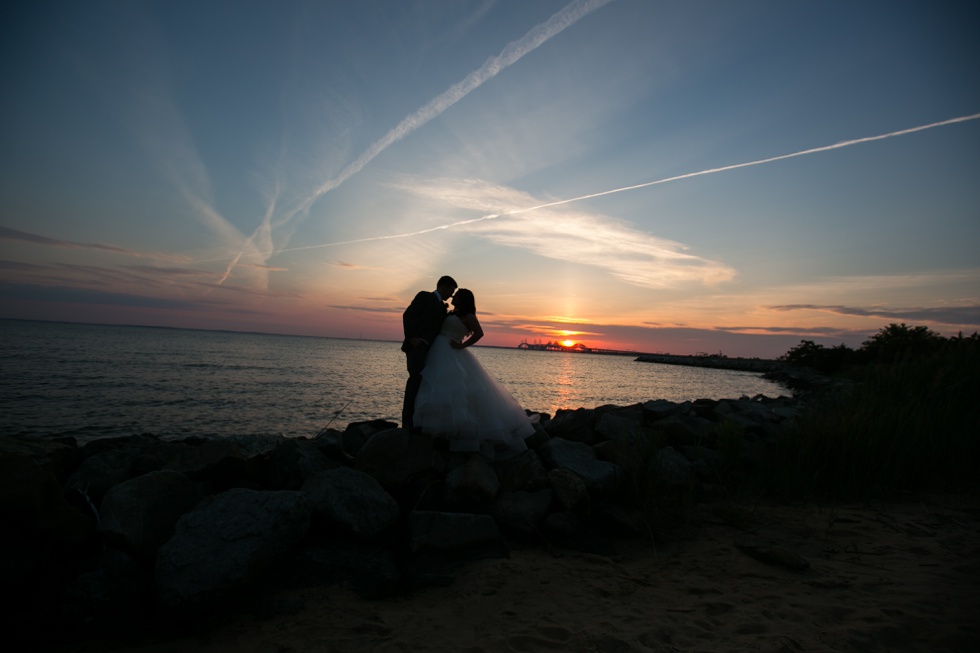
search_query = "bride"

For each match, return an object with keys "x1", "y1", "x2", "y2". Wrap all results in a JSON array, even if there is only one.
[{"x1": 413, "y1": 289, "x2": 536, "y2": 461}]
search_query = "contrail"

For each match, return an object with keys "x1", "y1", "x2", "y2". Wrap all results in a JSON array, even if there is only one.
[
  {"x1": 509, "y1": 112, "x2": 980, "y2": 213},
  {"x1": 234, "y1": 112, "x2": 979, "y2": 259},
  {"x1": 214, "y1": 0, "x2": 615, "y2": 276},
  {"x1": 289, "y1": 0, "x2": 616, "y2": 220}
]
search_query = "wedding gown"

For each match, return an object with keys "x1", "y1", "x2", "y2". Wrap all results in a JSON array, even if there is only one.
[{"x1": 414, "y1": 314, "x2": 535, "y2": 461}]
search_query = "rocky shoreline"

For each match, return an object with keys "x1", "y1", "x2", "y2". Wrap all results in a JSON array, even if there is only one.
[{"x1": 3, "y1": 392, "x2": 809, "y2": 648}]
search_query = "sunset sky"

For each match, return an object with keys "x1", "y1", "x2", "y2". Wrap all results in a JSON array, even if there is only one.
[{"x1": 2, "y1": 0, "x2": 978, "y2": 358}]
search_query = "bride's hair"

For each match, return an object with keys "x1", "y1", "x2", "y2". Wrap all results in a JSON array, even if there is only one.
[{"x1": 451, "y1": 288, "x2": 476, "y2": 316}]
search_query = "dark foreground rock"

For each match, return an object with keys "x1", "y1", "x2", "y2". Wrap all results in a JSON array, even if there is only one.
[{"x1": 0, "y1": 392, "x2": 805, "y2": 647}]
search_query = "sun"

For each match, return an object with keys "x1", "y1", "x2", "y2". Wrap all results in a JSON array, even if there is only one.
[{"x1": 561, "y1": 339, "x2": 576, "y2": 348}]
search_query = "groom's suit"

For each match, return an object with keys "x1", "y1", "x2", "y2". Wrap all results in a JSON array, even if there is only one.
[{"x1": 401, "y1": 290, "x2": 448, "y2": 429}]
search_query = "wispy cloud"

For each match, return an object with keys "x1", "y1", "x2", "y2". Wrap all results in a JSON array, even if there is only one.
[
  {"x1": 0, "y1": 226, "x2": 190, "y2": 263},
  {"x1": 768, "y1": 303, "x2": 980, "y2": 327},
  {"x1": 400, "y1": 177, "x2": 736, "y2": 288},
  {"x1": 289, "y1": 0, "x2": 614, "y2": 219},
  {"x1": 213, "y1": 0, "x2": 615, "y2": 276},
  {"x1": 253, "y1": 113, "x2": 980, "y2": 265}
]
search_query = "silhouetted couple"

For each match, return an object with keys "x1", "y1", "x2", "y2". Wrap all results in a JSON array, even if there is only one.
[{"x1": 401, "y1": 275, "x2": 535, "y2": 461}]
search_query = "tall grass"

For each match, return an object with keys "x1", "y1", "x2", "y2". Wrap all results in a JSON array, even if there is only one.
[{"x1": 770, "y1": 337, "x2": 980, "y2": 499}]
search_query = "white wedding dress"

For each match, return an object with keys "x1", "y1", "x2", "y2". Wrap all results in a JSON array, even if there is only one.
[{"x1": 414, "y1": 314, "x2": 535, "y2": 461}]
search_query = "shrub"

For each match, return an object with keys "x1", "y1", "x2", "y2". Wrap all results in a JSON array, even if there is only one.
[{"x1": 771, "y1": 331, "x2": 980, "y2": 499}]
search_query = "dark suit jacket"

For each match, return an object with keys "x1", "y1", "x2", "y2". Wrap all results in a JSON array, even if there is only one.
[{"x1": 401, "y1": 291, "x2": 447, "y2": 352}]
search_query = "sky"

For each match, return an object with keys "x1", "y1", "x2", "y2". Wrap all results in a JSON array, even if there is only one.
[{"x1": 2, "y1": 0, "x2": 978, "y2": 358}]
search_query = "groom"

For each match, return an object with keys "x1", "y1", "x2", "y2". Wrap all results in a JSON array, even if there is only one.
[{"x1": 401, "y1": 275, "x2": 457, "y2": 430}]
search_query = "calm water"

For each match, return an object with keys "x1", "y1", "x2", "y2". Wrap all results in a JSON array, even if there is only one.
[{"x1": 0, "y1": 320, "x2": 786, "y2": 443}]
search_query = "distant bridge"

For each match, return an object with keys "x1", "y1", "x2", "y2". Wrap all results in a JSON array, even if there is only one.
[{"x1": 517, "y1": 340, "x2": 642, "y2": 357}]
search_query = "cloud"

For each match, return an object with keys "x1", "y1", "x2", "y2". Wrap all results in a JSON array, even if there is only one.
[
  {"x1": 398, "y1": 177, "x2": 736, "y2": 288},
  {"x1": 767, "y1": 303, "x2": 980, "y2": 327},
  {"x1": 327, "y1": 304, "x2": 402, "y2": 314},
  {"x1": 213, "y1": 0, "x2": 615, "y2": 278},
  {"x1": 0, "y1": 226, "x2": 190, "y2": 263},
  {"x1": 290, "y1": 0, "x2": 615, "y2": 219},
  {"x1": 0, "y1": 282, "x2": 208, "y2": 311},
  {"x1": 719, "y1": 324, "x2": 862, "y2": 337}
]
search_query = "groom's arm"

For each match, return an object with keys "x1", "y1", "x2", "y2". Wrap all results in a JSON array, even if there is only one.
[{"x1": 403, "y1": 291, "x2": 435, "y2": 348}]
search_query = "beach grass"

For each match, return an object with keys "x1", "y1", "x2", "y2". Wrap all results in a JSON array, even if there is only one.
[{"x1": 769, "y1": 335, "x2": 980, "y2": 500}]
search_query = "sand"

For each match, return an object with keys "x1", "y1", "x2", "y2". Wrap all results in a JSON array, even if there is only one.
[{"x1": 55, "y1": 493, "x2": 979, "y2": 653}]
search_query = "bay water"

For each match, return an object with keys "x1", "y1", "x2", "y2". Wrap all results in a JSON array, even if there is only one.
[{"x1": 1, "y1": 319, "x2": 786, "y2": 443}]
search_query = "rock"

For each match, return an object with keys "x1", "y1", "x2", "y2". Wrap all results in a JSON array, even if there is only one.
[
  {"x1": 154, "y1": 488, "x2": 311, "y2": 617},
  {"x1": 538, "y1": 438, "x2": 623, "y2": 494},
  {"x1": 545, "y1": 408, "x2": 597, "y2": 444},
  {"x1": 548, "y1": 468, "x2": 590, "y2": 513},
  {"x1": 679, "y1": 445, "x2": 723, "y2": 482},
  {"x1": 492, "y1": 489, "x2": 554, "y2": 539},
  {"x1": 494, "y1": 449, "x2": 549, "y2": 492},
  {"x1": 0, "y1": 453, "x2": 95, "y2": 548},
  {"x1": 595, "y1": 409, "x2": 647, "y2": 445},
  {"x1": 650, "y1": 446, "x2": 694, "y2": 487},
  {"x1": 642, "y1": 399, "x2": 690, "y2": 420},
  {"x1": 651, "y1": 413, "x2": 714, "y2": 447},
  {"x1": 302, "y1": 467, "x2": 400, "y2": 541},
  {"x1": 265, "y1": 437, "x2": 338, "y2": 490},
  {"x1": 444, "y1": 454, "x2": 499, "y2": 508},
  {"x1": 341, "y1": 419, "x2": 399, "y2": 457},
  {"x1": 160, "y1": 438, "x2": 255, "y2": 489},
  {"x1": 0, "y1": 435, "x2": 81, "y2": 483},
  {"x1": 353, "y1": 428, "x2": 436, "y2": 491},
  {"x1": 98, "y1": 470, "x2": 203, "y2": 559},
  {"x1": 64, "y1": 449, "x2": 139, "y2": 506}
]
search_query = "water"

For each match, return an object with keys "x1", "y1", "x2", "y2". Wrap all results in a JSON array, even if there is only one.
[{"x1": 0, "y1": 319, "x2": 786, "y2": 443}]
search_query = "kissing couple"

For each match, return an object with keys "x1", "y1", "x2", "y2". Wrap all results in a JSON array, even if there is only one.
[{"x1": 401, "y1": 275, "x2": 536, "y2": 461}]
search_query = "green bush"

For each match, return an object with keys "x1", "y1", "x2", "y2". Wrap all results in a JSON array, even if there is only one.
[{"x1": 771, "y1": 330, "x2": 980, "y2": 499}]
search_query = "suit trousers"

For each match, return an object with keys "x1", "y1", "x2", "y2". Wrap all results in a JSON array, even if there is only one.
[{"x1": 402, "y1": 343, "x2": 429, "y2": 429}]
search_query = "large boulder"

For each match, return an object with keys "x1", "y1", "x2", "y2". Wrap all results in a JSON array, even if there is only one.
[
  {"x1": 353, "y1": 428, "x2": 437, "y2": 490},
  {"x1": 341, "y1": 419, "x2": 399, "y2": 458},
  {"x1": 154, "y1": 488, "x2": 311, "y2": 617},
  {"x1": 98, "y1": 470, "x2": 203, "y2": 559},
  {"x1": 595, "y1": 409, "x2": 647, "y2": 444},
  {"x1": 0, "y1": 454, "x2": 96, "y2": 587},
  {"x1": 265, "y1": 438, "x2": 338, "y2": 490},
  {"x1": 494, "y1": 449, "x2": 549, "y2": 492},
  {"x1": 443, "y1": 454, "x2": 499, "y2": 509},
  {"x1": 0, "y1": 453, "x2": 94, "y2": 542},
  {"x1": 537, "y1": 438, "x2": 623, "y2": 494},
  {"x1": 64, "y1": 449, "x2": 139, "y2": 506},
  {"x1": 548, "y1": 468, "x2": 590, "y2": 513},
  {"x1": 545, "y1": 408, "x2": 597, "y2": 445},
  {"x1": 0, "y1": 436, "x2": 81, "y2": 482},
  {"x1": 650, "y1": 446, "x2": 694, "y2": 487},
  {"x1": 302, "y1": 467, "x2": 400, "y2": 541},
  {"x1": 492, "y1": 489, "x2": 554, "y2": 539}
]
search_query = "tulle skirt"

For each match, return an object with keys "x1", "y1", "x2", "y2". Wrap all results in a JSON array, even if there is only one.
[{"x1": 414, "y1": 335, "x2": 535, "y2": 461}]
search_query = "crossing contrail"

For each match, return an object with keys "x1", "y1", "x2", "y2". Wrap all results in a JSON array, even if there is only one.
[
  {"x1": 212, "y1": 0, "x2": 615, "y2": 278},
  {"x1": 289, "y1": 0, "x2": 616, "y2": 220},
  {"x1": 239, "y1": 112, "x2": 979, "y2": 259}
]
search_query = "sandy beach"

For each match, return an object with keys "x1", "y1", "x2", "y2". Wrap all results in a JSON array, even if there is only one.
[{"x1": 53, "y1": 492, "x2": 978, "y2": 653}]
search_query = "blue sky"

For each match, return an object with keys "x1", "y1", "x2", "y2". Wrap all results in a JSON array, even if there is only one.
[{"x1": 2, "y1": 0, "x2": 978, "y2": 357}]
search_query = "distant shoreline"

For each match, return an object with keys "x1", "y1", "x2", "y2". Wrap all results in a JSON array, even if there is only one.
[
  {"x1": 2, "y1": 318, "x2": 786, "y2": 367},
  {"x1": 634, "y1": 352, "x2": 784, "y2": 373}
]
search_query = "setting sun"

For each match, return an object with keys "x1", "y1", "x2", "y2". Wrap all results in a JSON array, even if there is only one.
[{"x1": 561, "y1": 339, "x2": 576, "y2": 347}]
